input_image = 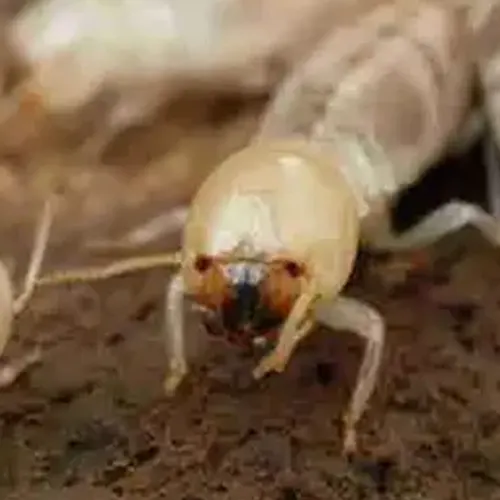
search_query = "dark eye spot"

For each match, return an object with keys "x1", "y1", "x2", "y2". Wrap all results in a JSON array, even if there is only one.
[
  {"x1": 283, "y1": 260, "x2": 303, "y2": 278},
  {"x1": 194, "y1": 255, "x2": 212, "y2": 273}
]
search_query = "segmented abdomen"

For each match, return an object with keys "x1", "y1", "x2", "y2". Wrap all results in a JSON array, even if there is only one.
[{"x1": 257, "y1": 0, "x2": 473, "y2": 211}]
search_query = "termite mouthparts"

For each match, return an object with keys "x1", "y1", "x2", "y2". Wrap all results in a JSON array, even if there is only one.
[{"x1": 188, "y1": 253, "x2": 307, "y2": 349}]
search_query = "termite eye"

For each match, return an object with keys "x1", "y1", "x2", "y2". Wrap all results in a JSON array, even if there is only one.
[
  {"x1": 283, "y1": 260, "x2": 302, "y2": 278},
  {"x1": 194, "y1": 255, "x2": 212, "y2": 273}
]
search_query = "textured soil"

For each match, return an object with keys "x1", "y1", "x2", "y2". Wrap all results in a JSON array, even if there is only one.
[{"x1": 0, "y1": 21, "x2": 500, "y2": 500}]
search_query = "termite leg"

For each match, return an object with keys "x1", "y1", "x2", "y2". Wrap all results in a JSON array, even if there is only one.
[
  {"x1": 365, "y1": 201, "x2": 500, "y2": 251},
  {"x1": 163, "y1": 271, "x2": 189, "y2": 396},
  {"x1": 314, "y1": 295, "x2": 384, "y2": 456},
  {"x1": 252, "y1": 288, "x2": 317, "y2": 380},
  {"x1": 0, "y1": 260, "x2": 14, "y2": 358}
]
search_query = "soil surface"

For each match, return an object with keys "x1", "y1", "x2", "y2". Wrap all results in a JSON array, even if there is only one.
[{"x1": 0, "y1": 14, "x2": 500, "y2": 499}]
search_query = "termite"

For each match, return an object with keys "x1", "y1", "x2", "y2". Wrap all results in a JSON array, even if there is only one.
[{"x1": 24, "y1": 0, "x2": 500, "y2": 456}]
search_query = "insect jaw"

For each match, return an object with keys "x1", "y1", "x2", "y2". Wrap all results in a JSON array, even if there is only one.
[{"x1": 186, "y1": 253, "x2": 308, "y2": 347}]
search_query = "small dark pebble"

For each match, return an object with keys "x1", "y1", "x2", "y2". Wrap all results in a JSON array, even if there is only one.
[
  {"x1": 315, "y1": 362, "x2": 336, "y2": 386},
  {"x1": 415, "y1": 442, "x2": 440, "y2": 462},
  {"x1": 454, "y1": 332, "x2": 475, "y2": 352},
  {"x1": 49, "y1": 381, "x2": 95, "y2": 405},
  {"x1": 133, "y1": 445, "x2": 160, "y2": 466},
  {"x1": 280, "y1": 486, "x2": 300, "y2": 500},
  {"x1": 112, "y1": 485, "x2": 124, "y2": 497},
  {"x1": 210, "y1": 482, "x2": 228, "y2": 493},
  {"x1": 478, "y1": 411, "x2": 500, "y2": 438},
  {"x1": 356, "y1": 457, "x2": 396, "y2": 493},
  {"x1": 0, "y1": 410, "x2": 27, "y2": 427},
  {"x1": 105, "y1": 331, "x2": 125, "y2": 346},
  {"x1": 131, "y1": 301, "x2": 156, "y2": 322},
  {"x1": 438, "y1": 385, "x2": 468, "y2": 407},
  {"x1": 50, "y1": 390, "x2": 78, "y2": 405},
  {"x1": 66, "y1": 422, "x2": 121, "y2": 453},
  {"x1": 97, "y1": 463, "x2": 130, "y2": 486},
  {"x1": 62, "y1": 470, "x2": 80, "y2": 488},
  {"x1": 443, "y1": 303, "x2": 477, "y2": 325}
]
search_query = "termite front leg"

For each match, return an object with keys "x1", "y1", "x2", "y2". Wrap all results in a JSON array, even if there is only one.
[
  {"x1": 163, "y1": 270, "x2": 189, "y2": 396},
  {"x1": 314, "y1": 295, "x2": 384, "y2": 456},
  {"x1": 252, "y1": 288, "x2": 318, "y2": 380}
]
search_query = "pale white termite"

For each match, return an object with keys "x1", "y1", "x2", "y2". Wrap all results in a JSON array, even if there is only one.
[
  {"x1": 28, "y1": 0, "x2": 500, "y2": 456},
  {"x1": 0, "y1": 0, "x2": 339, "y2": 160}
]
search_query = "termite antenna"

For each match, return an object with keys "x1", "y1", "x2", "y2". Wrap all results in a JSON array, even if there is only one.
[
  {"x1": 35, "y1": 251, "x2": 183, "y2": 287},
  {"x1": 85, "y1": 206, "x2": 189, "y2": 252}
]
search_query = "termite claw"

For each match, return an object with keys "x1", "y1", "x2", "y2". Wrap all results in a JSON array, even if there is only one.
[
  {"x1": 163, "y1": 374, "x2": 183, "y2": 397},
  {"x1": 163, "y1": 363, "x2": 187, "y2": 397},
  {"x1": 252, "y1": 350, "x2": 288, "y2": 380},
  {"x1": 342, "y1": 428, "x2": 358, "y2": 458}
]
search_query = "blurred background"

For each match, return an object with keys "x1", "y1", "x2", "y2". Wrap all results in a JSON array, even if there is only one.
[{"x1": 0, "y1": 1, "x2": 499, "y2": 499}]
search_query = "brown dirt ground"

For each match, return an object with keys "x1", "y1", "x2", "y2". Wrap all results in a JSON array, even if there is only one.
[{"x1": 0, "y1": 47, "x2": 500, "y2": 500}]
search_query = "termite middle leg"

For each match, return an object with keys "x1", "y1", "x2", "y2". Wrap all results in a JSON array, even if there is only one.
[
  {"x1": 163, "y1": 271, "x2": 189, "y2": 396},
  {"x1": 314, "y1": 295, "x2": 384, "y2": 456},
  {"x1": 363, "y1": 200, "x2": 500, "y2": 251}
]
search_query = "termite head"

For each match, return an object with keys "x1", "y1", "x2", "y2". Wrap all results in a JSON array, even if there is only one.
[
  {"x1": 183, "y1": 247, "x2": 309, "y2": 348},
  {"x1": 180, "y1": 141, "x2": 362, "y2": 348}
]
